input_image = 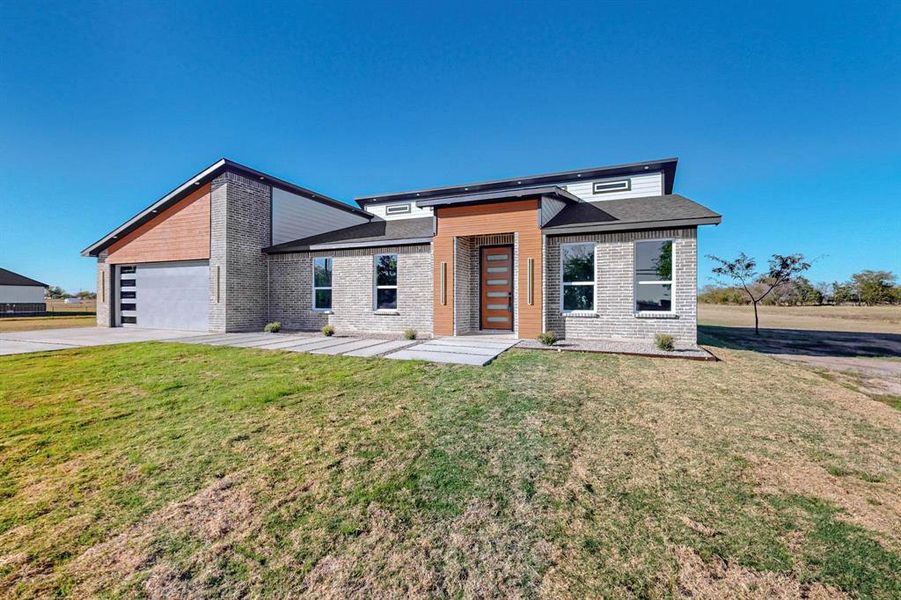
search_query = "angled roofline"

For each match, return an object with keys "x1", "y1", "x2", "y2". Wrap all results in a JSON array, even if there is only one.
[
  {"x1": 0, "y1": 267, "x2": 48, "y2": 288},
  {"x1": 355, "y1": 157, "x2": 678, "y2": 206},
  {"x1": 542, "y1": 215, "x2": 721, "y2": 235},
  {"x1": 81, "y1": 158, "x2": 370, "y2": 257},
  {"x1": 414, "y1": 185, "x2": 581, "y2": 208}
]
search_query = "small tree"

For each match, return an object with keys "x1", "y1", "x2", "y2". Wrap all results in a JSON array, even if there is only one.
[
  {"x1": 851, "y1": 270, "x2": 895, "y2": 306},
  {"x1": 708, "y1": 252, "x2": 811, "y2": 334},
  {"x1": 47, "y1": 285, "x2": 67, "y2": 299}
]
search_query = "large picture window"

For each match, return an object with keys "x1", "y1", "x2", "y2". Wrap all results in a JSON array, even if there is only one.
[
  {"x1": 561, "y1": 243, "x2": 595, "y2": 312},
  {"x1": 374, "y1": 254, "x2": 398, "y2": 310},
  {"x1": 635, "y1": 240, "x2": 673, "y2": 312},
  {"x1": 313, "y1": 257, "x2": 332, "y2": 310}
]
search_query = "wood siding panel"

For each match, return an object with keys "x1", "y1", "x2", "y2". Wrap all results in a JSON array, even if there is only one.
[
  {"x1": 432, "y1": 199, "x2": 543, "y2": 338},
  {"x1": 107, "y1": 184, "x2": 211, "y2": 264}
]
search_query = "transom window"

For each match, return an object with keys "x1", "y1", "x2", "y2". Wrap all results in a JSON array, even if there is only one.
[
  {"x1": 374, "y1": 254, "x2": 398, "y2": 310},
  {"x1": 561, "y1": 243, "x2": 595, "y2": 312},
  {"x1": 635, "y1": 240, "x2": 673, "y2": 312},
  {"x1": 385, "y1": 203, "x2": 411, "y2": 215},
  {"x1": 313, "y1": 257, "x2": 332, "y2": 310},
  {"x1": 592, "y1": 179, "x2": 631, "y2": 194}
]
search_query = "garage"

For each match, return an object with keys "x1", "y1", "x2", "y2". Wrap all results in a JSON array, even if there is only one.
[{"x1": 117, "y1": 261, "x2": 209, "y2": 331}]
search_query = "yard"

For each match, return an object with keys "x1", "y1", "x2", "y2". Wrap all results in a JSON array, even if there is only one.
[
  {"x1": 699, "y1": 303, "x2": 901, "y2": 334},
  {"x1": 0, "y1": 316, "x2": 95, "y2": 333},
  {"x1": 0, "y1": 342, "x2": 898, "y2": 598}
]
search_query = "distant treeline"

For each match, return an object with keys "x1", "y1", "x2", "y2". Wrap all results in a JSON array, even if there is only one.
[{"x1": 700, "y1": 270, "x2": 900, "y2": 306}]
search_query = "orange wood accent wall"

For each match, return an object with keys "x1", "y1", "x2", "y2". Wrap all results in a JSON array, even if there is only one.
[
  {"x1": 432, "y1": 199, "x2": 543, "y2": 338},
  {"x1": 106, "y1": 184, "x2": 211, "y2": 265}
]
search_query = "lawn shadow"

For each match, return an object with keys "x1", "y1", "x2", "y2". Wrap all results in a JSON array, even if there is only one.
[{"x1": 699, "y1": 325, "x2": 901, "y2": 358}]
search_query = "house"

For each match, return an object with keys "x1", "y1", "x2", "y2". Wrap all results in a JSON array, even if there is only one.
[
  {"x1": 0, "y1": 267, "x2": 48, "y2": 314},
  {"x1": 82, "y1": 158, "x2": 720, "y2": 345}
]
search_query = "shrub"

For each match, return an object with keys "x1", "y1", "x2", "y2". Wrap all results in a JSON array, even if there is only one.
[
  {"x1": 403, "y1": 328, "x2": 417, "y2": 340},
  {"x1": 321, "y1": 324, "x2": 335, "y2": 337},
  {"x1": 537, "y1": 331, "x2": 558, "y2": 346},
  {"x1": 264, "y1": 321, "x2": 281, "y2": 333},
  {"x1": 654, "y1": 333, "x2": 675, "y2": 352}
]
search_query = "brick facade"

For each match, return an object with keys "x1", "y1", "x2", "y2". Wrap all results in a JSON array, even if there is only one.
[
  {"x1": 268, "y1": 244, "x2": 432, "y2": 336},
  {"x1": 544, "y1": 227, "x2": 698, "y2": 345},
  {"x1": 95, "y1": 251, "x2": 113, "y2": 327},
  {"x1": 209, "y1": 171, "x2": 272, "y2": 332}
]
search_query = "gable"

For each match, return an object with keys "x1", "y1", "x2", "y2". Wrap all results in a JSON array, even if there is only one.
[{"x1": 106, "y1": 184, "x2": 211, "y2": 264}]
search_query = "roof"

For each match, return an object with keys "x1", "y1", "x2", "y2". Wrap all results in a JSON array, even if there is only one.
[
  {"x1": 264, "y1": 217, "x2": 434, "y2": 253},
  {"x1": 355, "y1": 157, "x2": 678, "y2": 206},
  {"x1": 82, "y1": 158, "x2": 371, "y2": 257},
  {"x1": 0, "y1": 267, "x2": 48, "y2": 288},
  {"x1": 415, "y1": 185, "x2": 581, "y2": 209},
  {"x1": 542, "y1": 194, "x2": 721, "y2": 233}
]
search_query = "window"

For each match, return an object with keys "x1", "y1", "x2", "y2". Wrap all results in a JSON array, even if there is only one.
[
  {"x1": 121, "y1": 303, "x2": 136, "y2": 311},
  {"x1": 385, "y1": 203, "x2": 411, "y2": 215},
  {"x1": 312, "y1": 257, "x2": 333, "y2": 310},
  {"x1": 120, "y1": 290, "x2": 136, "y2": 299},
  {"x1": 374, "y1": 254, "x2": 398, "y2": 310},
  {"x1": 561, "y1": 243, "x2": 595, "y2": 312},
  {"x1": 120, "y1": 279, "x2": 136, "y2": 288},
  {"x1": 121, "y1": 316, "x2": 137, "y2": 324},
  {"x1": 592, "y1": 179, "x2": 631, "y2": 194},
  {"x1": 120, "y1": 266, "x2": 136, "y2": 274},
  {"x1": 635, "y1": 240, "x2": 673, "y2": 312}
]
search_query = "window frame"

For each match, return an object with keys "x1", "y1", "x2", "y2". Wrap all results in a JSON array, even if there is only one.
[
  {"x1": 633, "y1": 238, "x2": 676, "y2": 314},
  {"x1": 373, "y1": 253, "x2": 399, "y2": 312},
  {"x1": 311, "y1": 256, "x2": 333, "y2": 312},
  {"x1": 592, "y1": 178, "x2": 631, "y2": 194},
  {"x1": 560, "y1": 242, "x2": 596, "y2": 314},
  {"x1": 385, "y1": 203, "x2": 411, "y2": 215}
]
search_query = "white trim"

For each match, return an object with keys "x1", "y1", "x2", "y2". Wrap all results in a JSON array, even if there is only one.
[
  {"x1": 559, "y1": 242, "x2": 596, "y2": 314},
  {"x1": 633, "y1": 238, "x2": 675, "y2": 315},
  {"x1": 311, "y1": 256, "x2": 333, "y2": 311},
  {"x1": 373, "y1": 253, "x2": 398, "y2": 311}
]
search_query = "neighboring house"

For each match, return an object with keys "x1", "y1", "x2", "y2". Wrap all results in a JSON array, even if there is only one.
[
  {"x1": 0, "y1": 267, "x2": 48, "y2": 314},
  {"x1": 83, "y1": 157, "x2": 720, "y2": 345}
]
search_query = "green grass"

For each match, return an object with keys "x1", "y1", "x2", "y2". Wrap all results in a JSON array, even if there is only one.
[{"x1": 0, "y1": 342, "x2": 898, "y2": 598}]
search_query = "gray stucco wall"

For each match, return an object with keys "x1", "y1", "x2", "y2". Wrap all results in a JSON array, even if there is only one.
[
  {"x1": 268, "y1": 244, "x2": 433, "y2": 336},
  {"x1": 544, "y1": 227, "x2": 698, "y2": 345}
]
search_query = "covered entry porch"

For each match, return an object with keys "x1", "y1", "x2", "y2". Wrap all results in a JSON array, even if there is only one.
[{"x1": 452, "y1": 233, "x2": 517, "y2": 335}]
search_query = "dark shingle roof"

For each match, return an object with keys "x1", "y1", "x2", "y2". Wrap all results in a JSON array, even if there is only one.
[
  {"x1": 542, "y1": 194, "x2": 721, "y2": 232},
  {"x1": 264, "y1": 217, "x2": 434, "y2": 253},
  {"x1": 0, "y1": 267, "x2": 48, "y2": 288}
]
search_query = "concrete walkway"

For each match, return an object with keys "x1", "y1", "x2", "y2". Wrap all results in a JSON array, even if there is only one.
[
  {"x1": 0, "y1": 327, "x2": 200, "y2": 356},
  {"x1": 0, "y1": 328, "x2": 518, "y2": 366}
]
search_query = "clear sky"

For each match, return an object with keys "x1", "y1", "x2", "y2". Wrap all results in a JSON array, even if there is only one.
[{"x1": 1, "y1": 1, "x2": 898, "y2": 292}]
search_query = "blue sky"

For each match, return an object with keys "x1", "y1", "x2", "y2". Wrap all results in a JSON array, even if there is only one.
[{"x1": 1, "y1": 1, "x2": 898, "y2": 292}]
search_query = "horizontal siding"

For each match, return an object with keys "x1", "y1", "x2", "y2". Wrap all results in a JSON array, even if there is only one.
[
  {"x1": 272, "y1": 188, "x2": 368, "y2": 245},
  {"x1": 562, "y1": 171, "x2": 664, "y2": 201},
  {"x1": 0, "y1": 285, "x2": 46, "y2": 303},
  {"x1": 107, "y1": 184, "x2": 211, "y2": 265},
  {"x1": 364, "y1": 200, "x2": 434, "y2": 221}
]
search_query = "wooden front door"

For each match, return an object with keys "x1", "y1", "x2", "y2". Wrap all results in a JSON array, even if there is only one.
[{"x1": 480, "y1": 245, "x2": 514, "y2": 330}]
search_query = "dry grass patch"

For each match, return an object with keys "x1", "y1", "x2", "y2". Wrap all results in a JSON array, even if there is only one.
[
  {"x1": 0, "y1": 342, "x2": 898, "y2": 597},
  {"x1": 0, "y1": 315, "x2": 95, "y2": 333}
]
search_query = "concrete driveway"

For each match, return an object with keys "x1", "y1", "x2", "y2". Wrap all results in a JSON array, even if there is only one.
[{"x1": 0, "y1": 327, "x2": 201, "y2": 356}]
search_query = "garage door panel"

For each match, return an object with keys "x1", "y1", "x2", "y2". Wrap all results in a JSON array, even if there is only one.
[{"x1": 121, "y1": 261, "x2": 209, "y2": 331}]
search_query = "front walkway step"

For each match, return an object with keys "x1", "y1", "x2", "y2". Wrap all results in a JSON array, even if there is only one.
[
  {"x1": 342, "y1": 340, "x2": 416, "y2": 357},
  {"x1": 311, "y1": 338, "x2": 389, "y2": 355},
  {"x1": 385, "y1": 349, "x2": 495, "y2": 366}
]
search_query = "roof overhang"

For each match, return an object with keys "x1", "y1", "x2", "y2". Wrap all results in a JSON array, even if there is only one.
[
  {"x1": 264, "y1": 237, "x2": 433, "y2": 254},
  {"x1": 543, "y1": 215, "x2": 722, "y2": 235},
  {"x1": 356, "y1": 157, "x2": 678, "y2": 207},
  {"x1": 81, "y1": 159, "x2": 370, "y2": 257},
  {"x1": 415, "y1": 186, "x2": 581, "y2": 209}
]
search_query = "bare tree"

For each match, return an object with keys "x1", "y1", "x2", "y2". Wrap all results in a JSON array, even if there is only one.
[{"x1": 707, "y1": 253, "x2": 811, "y2": 334}]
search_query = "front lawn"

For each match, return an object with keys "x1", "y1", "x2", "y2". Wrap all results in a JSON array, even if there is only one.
[
  {"x1": 0, "y1": 343, "x2": 898, "y2": 597},
  {"x1": 0, "y1": 315, "x2": 95, "y2": 333}
]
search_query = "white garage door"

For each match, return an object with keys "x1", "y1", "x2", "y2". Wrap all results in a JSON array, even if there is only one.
[{"x1": 118, "y1": 261, "x2": 209, "y2": 331}]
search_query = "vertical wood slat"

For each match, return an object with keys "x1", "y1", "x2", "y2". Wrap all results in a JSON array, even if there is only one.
[
  {"x1": 527, "y1": 258, "x2": 534, "y2": 305},
  {"x1": 440, "y1": 262, "x2": 447, "y2": 305}
]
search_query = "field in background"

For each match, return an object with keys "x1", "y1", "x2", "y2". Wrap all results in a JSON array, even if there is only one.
[
  {"x1": 699, "y1": 304, "x2": 901, "y2": 334},
  {"x1": 45, "y1": 298, "x2": 96, "y2": 314},
  {"x1": 0, "y1": 315, "x2": 95, "y2": 333}
]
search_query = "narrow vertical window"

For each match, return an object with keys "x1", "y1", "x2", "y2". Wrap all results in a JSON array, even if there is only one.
[
  {"x1": 313, "y1": 257, "x2": 333, "y2": 310},
  {"x1": 634, "y1": 240, "x2": 674, "y2": 312},
  {"x1": 561, "y1": 243, "x2": 595, "y2": 312},
  {"x1": 374, "y1": 254, "x2": 398, "y2": 310}
]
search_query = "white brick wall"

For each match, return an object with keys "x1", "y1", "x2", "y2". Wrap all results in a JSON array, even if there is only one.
[
  {"x1": 544, "y1": 227, "x2": 698, "y2": 345},
  {"x1": 268, "y1": 244, "x2": 433, "y2": 336}
]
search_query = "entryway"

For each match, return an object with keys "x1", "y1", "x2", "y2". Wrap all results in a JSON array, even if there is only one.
[{"x1": 479, "y1": 245, "x2": 514, "y2": 331}]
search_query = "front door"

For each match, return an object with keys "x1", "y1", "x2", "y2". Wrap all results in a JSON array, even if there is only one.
[{"x1": 480, "y1": 245, "x2": 514, "y2": 330}]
